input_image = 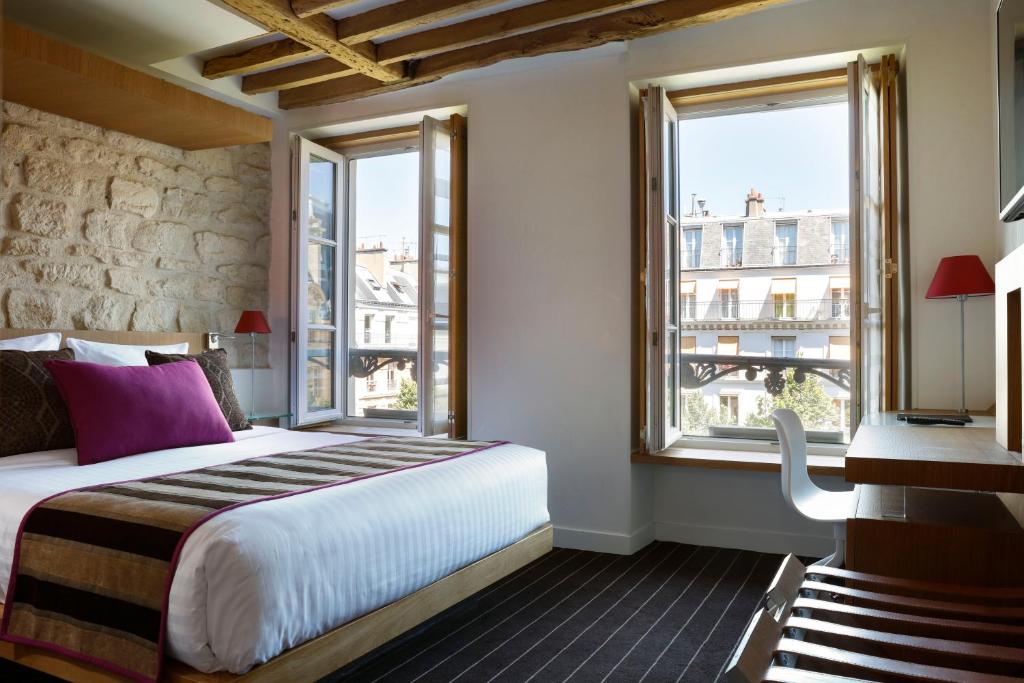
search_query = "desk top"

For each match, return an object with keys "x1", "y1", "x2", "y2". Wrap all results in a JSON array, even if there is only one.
[{"x1": 845, "y1": 414, "x2": 1024, "y2": 492}]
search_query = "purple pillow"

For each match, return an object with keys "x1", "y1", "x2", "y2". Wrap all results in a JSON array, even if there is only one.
[{"x1": 45, "y1": 359, "x2": 234, "y2": 465}]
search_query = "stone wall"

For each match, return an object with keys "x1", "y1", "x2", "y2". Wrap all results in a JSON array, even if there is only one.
[{"x1": 0, "y1": 102, "x2": 271, "y2": 364}]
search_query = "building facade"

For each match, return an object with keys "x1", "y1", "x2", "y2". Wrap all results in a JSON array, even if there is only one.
[{"x1": 681, "y1": 189, "x2": 851, "y2": 436}]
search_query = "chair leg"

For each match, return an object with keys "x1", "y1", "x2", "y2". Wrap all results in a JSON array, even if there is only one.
[{"x1": 810, "y1": 522, "x2": 846, "y2": 568}]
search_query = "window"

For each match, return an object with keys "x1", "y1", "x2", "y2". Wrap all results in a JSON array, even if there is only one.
[
  {"x1": 718, "y1": 280, "x2": 739, "y2": 319},
  {"x1": 831, "y1": 219, "x2": 850, "y2": 264},
  {"x1": 293, "y1": 115, "x2": 467, "y2": 435},
  {"x1": 719, "y1": 394, "x2": 739, "y2": 424},
  {"x1": 772, "y1": 336, "x2": 796, "y2": 358},
  {"x1": 682, "y1": 336, "x2": 697, "y2": 355},
  {"x1": 682, "y1": 227, "x2": 702, "y2": 268},
  {"x1": 774, "y1": 222, "x2": 797, "y2": 265},
  {"x1": 771, "y1": 278, "x2": 796, "y2": 319},
  {"x1": 829, "y1": 336, "x2": 851, "y2": 380},
  {"x1": 680, "y1": 281, "x2": 697, "y2": 319},
  {"x1": 830, "y1": 277, "x2": 851, "y2": 319},
  {"x1": 722, "y1": 225, "x2": 743, "y2": 266}
]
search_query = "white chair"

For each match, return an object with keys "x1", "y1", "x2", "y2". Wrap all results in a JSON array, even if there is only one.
[{"x1": 772, "y1": 408, "x2": 858, "y2": 567}]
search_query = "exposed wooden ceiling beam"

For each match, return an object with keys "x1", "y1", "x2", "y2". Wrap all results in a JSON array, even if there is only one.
[
  {"x1": 376, "y1": 0, "x2": 659, "y2": 64},
  {"x1": 290, "y1": 0, "x2": 362, "y2": 19},
  {"x1": 315, "y1": 123, "x2": 421, "y2": 151},
  {"x1": 218, "y1": 0, "x2": 404, "y2": 82},
  {"x1": 203, "y1": 38, "x2": 313, "y2": 79},
  {"x1": 239, "y1": 0, "x2": 657, "y2": 93},
  {"x1": 279, "y1": 0, "x2": 791, "y2": 109},
  {"x1": 336, "y1": 0, "x2": 507, "y2": 45},
  {"x1": 242, "y1": 57, "x2": 355, "y2": 93}
]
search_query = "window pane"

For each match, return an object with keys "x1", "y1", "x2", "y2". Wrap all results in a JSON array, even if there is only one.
[
  {"x1": 348, "y1": 151, "x2": 420, "y2": 420},
  {"x1": 678, "y1": 103, "x2": 850, "y2": 443},
  {"x1": 307, "y1": 242, "x2": 334, "y2": 324},
  {"x1": 432, "y1": 325, "x2": 449, "y2": 431},
  {"x1": 434, "y1": 130, "x2": 451, "y2": 227},
  {"x1": 308, "y1": 155, "x2": 336, "y2": 240},
  {"x1": 307, "y1": 329, "x2": 335, "y2": 412}
]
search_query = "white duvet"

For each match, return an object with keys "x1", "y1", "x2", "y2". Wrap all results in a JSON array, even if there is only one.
[{"x1": 0, "y1": 428, "x2": 549, "y2": 673}]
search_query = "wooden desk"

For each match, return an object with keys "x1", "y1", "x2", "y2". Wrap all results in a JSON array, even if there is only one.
[{"x1": 845, "y1": 414, "x2": 1024, "y2": 492}]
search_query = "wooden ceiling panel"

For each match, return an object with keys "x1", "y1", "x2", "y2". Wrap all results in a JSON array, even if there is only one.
[{"x1": 3, "y1": 22, "x2": 271, "y2": 149}]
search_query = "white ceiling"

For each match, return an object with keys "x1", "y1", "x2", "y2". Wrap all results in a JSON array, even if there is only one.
[{"x1": 3, "y1": 0, "x2": 266, "y2": 66}]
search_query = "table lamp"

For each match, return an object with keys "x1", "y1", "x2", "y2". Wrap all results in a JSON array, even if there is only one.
[
  {"x1": 235, "y1": 310, "x2": 271, "y2": 418},
  {"x1": 925, "y1": 255, "x2": 995, "y2": 419}
]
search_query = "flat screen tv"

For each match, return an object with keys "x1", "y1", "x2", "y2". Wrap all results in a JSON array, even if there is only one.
[{"x1": 998, "y1": 0, "x2": 1024, "y2": 221}]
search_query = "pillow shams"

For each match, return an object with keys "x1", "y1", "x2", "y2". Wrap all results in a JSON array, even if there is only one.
[
  {"x1": 0, "y1": 349, "x2": 76, "y2": 457},
  {"x1": 66, "y1": 338, "x2": 189, "y2": 366},
  {"x1": 146, "y1": 348, "x2": 252, "y2": 431}
]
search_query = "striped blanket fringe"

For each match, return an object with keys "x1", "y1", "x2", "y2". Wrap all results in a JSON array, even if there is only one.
[{"x1": 0, "y1": 436, "x2": 501, "y2": 682}]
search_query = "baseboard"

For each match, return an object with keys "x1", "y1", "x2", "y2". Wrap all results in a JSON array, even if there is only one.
[
  {"x1": 653, "y1": 520, "x2": 834, "y2": 557},
  {"x1": 553, "y1": 522, "x2": 655, "y2": 555}
]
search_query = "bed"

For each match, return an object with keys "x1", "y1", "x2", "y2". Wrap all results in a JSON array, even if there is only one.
[{"x1": 0, "y1": 329, "x2": 552, "y2": 682}]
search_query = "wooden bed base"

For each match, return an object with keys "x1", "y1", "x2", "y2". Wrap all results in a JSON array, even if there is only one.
[{"x1": 0, "y1": 523, "x2": 553, "y2": 682}]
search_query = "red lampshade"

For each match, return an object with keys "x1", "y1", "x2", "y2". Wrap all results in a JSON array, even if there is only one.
[
  {"x1": 925, "y1": 255, "x2": 995, "y2": 299},
  {"x1": 235, "y1": 310, "x2": 271, "y2": 334}
]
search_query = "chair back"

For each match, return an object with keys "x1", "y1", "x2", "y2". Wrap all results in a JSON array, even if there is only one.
[{"x1": 772, "y1": 409, "x2": 816, "y2": 513}]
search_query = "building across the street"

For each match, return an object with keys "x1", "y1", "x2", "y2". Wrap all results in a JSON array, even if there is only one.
[{"x1": 680, "y1": 188, "x2": 851, "y2": 436}]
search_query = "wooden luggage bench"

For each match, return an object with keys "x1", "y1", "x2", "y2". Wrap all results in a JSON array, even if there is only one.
[{"x1": 724, "y1": 555, "x2": 1024, "y2": 682}]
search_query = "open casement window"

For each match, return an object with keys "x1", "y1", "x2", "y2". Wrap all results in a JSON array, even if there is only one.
[
  {"x1": 292, "y1": 115, "x2": 467, "y2": 434},
  {"x1": 419, "y1": 115, "x2": 468, "y2": 437},
  {"x1": 293, "y1": 138, "x2": 345, "y2": 424},
  {"x1": 643, "y1": 86, "x2": 681, "y2": 453},
  {"x1": 849, "y1": 54, "x2": 902, "y2": 432}
]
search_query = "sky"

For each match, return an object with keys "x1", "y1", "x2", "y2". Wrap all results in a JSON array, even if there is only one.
[
  {"x1": 351, "y1": 151, "x2": 420, "y2": 257},
  {"x1": 678, "y1": 101, "x2": 849, "y2": 218},
  {"x1": 336, "y1": 101, "x2": 849, "y2": 254}
]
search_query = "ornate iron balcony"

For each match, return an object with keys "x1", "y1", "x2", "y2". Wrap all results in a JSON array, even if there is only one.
[
  {"x1": 681, "y1": 353, "x2": 851, "y2": 396},
  {"x1": 681, "y1": 298, "x2": 850, "y2": 323},
  {"x1": 349, "y1": 348, "x2": 417, "y2": 378}
]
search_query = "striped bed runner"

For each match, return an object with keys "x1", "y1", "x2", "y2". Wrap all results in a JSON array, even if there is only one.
[{"x1": 0, "y1": 436, "x2": 501, "y2": 683}]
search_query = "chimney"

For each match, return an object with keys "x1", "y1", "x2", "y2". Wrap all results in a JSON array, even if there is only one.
[
  {"x1": 745, "y1": 188, "x2": 765, "y2": 218},
  {"x1": 356, "y1": 241, "x2": 388, "y2": 286}
]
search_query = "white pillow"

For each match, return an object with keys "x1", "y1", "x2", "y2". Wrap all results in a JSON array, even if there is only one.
[
  {"x1": 0, "y1": 332, "x2": 62, "y2": 351},
  {"x1": 66, "y1": 338, "x2": 189, "y2": 366}
]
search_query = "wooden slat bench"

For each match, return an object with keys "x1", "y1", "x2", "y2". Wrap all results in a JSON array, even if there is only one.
[{"x1": 724, "y1": 555, "x2": 1024, "y2": 682}]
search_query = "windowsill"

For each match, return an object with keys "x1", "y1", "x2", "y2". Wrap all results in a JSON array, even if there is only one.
[
  {"x1": 296, "y1": 420, "x2": 421, "y2": 437},
  {"x1": 632, "y1": 446, "x2": 845, "y2": 476}
]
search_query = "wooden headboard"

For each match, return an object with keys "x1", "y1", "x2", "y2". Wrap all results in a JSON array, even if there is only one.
[{"x1": 0, "y1": 329, "x2": 210, "y2": 353}]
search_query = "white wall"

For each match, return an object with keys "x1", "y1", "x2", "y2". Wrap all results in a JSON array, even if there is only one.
[{"x1": 266, "y1": 0, "x2": 1000, "y2": 554}]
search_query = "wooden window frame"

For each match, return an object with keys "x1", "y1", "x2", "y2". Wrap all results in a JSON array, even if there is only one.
[{"x1": 636, "y1": 58, "x2": 904, "y2": 456}]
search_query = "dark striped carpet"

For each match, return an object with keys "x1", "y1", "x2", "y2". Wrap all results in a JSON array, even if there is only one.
[
  {"x1": 325, "y1": 542, "x2": 780, "y2": 683},
  {"x1": 0, "y1": 542, "x2": 780, "y2": 683}
]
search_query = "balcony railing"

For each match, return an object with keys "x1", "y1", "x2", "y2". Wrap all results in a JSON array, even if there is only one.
[
  {"x1": 830, "y1": 244, "x2": 850, "y2": 264},
  {"x1": 772, "y1": 245, "x2": 797, "y2": 265},
  {"x1": 720, "y1": 248, "x2": 743, "y2": 268},
  {"x1": 682, "y1": 298, "x2": 850, "y2": 323},
  {"x1": 681, "y1": 250, "x2": 702, "y2": 269},
  {"x1": 681, "y1": 353, "x2": 851, "y2": 397}
]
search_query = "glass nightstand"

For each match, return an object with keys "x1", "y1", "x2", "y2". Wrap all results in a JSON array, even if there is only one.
[{"x1": 247, "y1": 413, "x2": 292, "y2": 428}]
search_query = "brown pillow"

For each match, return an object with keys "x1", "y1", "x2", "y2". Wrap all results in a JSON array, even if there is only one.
[
  {"x1": 146, "y1": 348, "x2": 252, "y2": 431},
  {"x1": 0, "y1": 349, "x2": 76, "y2": 457}
]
